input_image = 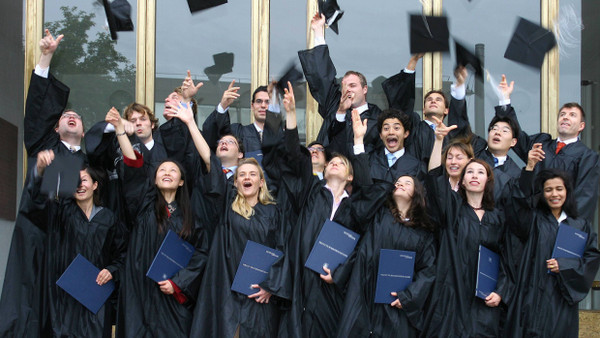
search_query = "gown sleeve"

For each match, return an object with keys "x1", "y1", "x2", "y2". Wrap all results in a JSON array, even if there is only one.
[
  {"x1": 381, "y1": 69, "x2": 416, "y2": 113},
  {"x1": 121, "y1": 151, "x2": 154, "y2": 226},
  {"x1": 298, "y1": 45, "x2": 342, "y2": 120}
]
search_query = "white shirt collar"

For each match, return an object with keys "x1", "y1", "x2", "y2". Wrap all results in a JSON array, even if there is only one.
[
  {"x1": 253, "y1": 122, "x2": 263, "y2": 133},
  {"x1": 556, "y1": 137, "x2": 578, "y2": 146},
  {"x1": 324, "y1": 184, "x2": 350, "y2": 220},
  {"x1": 424, "y1": 119, "x2": 435, "y2": 128},
  {"x1": 557, "y1": 211, "x2": 568, "y2": 224},
  {"x1": 494, "y1": 154, "x2": 507, "y2": 166},
  {"x1": 315, "y1": 171, "x2": 324, "y2": 180},
  {"x1": 61, "y1": 141, "x2": 81, "y2": 152},
  {"x1": 145, "y1": 139, "x2": 155, "y2": 150},
  {"x1": 384, "y1": 147, "x2": 405, "y2": 159},
  {"x1": 355, "y1": 103, "x2": 369, "y2": 115}
]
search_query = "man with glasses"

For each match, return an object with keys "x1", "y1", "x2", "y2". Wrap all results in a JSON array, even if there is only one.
[{"x1": 307, "y1": 141, "x2": 329, "y2": 179}]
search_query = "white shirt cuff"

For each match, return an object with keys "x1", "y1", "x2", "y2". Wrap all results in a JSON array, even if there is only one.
[
  {"x1": 335, "y1": 113, "x2": 346, "y2": 122},
  {"x1": 451, "y1": 83, "x2": 466, "y2": 100},
  {"x1": 217, "y1": 103, "x2": 228, "y2": 114},
  {"x1": 34, "y1": 64, "x2": 49, "y2": 78},
  {"x1": 353, "y1": 144, "x2": 365, "y2": 155},
  {"x1": 314, "y1": 35, "x2": 326, "y2": 47},
  {"x1": 499, "y1": 99, "x2": 511, "y2": 106},
  {"x1": 403, "y1": 68, "x2": 416, "y2": 74},
  {"x1": 104, "y1": 123, "x2": 116, "y2": 133}
]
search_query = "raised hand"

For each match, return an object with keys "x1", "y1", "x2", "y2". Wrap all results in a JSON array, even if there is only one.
[
  {"x1": 181, "y1": 70, "x2": 204, "y2": 100},
  {"x1": 431, "y1": 116, "x2": 458, "y2": 140},
  {"x1": 498, "y1": 74, "x2": 514, "y2": 100},
  {"x1": 36, "y1": 149, "x2": 55, "y2": 177},
  {"x1": 407, "y1": 53, "x2": 425, "y2": 71},
  {"x1": 39, "y1": 29, "x2": 63, "y2": 56},
  {"x1": 352, "y1": 109, "x2": 368, "y2": 144},
  {"x1": 220, "y1": 80, "x2": 241, "y2": 110},
  {"x1": 338, "y1": 88, "x2": 353, "y2": 113},
  {"x1": 165, "y1": 102, "x2": 195, "y2": 126},
  {"x1": 526, "y1": 143, "x2": 545, "y2": 171},
  {"x1": 248, "y1": 284, "x2": 272, "y2": 303},
  {"x1": 283, "y1": 81, "x2": 296, "y2": 113},
  {"x1": 454, "y1": 66, "x2": 468, "y2": 87},
  {"x1": 105, "y1": 107, "x2": 124, "y2": 132},
  {"x1": 311, "y1": 12, "x2": 326, "y2": 38}
]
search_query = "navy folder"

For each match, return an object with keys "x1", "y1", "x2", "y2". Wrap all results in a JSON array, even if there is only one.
[
  {"x1": 549, "y1": 223, "x2": 588, "y2": 273},
  {"x1": 146, "y1": 230, "x2": 195, "y2": 283},
  {"x1": 56, "y1": 254, "x2": 115, "y2": 314},
  {"x1": 374, "y1": 249, "x2": 416, "y2": 304},
  {"x1": 475, "y1": 245, "x2": 500, "y2": 299},
  {"x1": 244, "y1": 150, "x2": 264, "y2": 166},
  {"x1": 231, "y1": 240, "x2": 283, "y2": 296},
  {"x1": 304, "y1": 220, "x2": 360, "y2": 275}
]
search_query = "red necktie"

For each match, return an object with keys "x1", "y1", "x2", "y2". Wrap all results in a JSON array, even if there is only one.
[
  {"x1": 555, "y1": 141, "x2": 566, "y2": 154},
  {"x1": 222, "y1": 168, "x2": 232, "y2": 174}
]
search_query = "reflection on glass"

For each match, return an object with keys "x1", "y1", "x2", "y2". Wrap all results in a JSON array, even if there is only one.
[
  {"x1": 326, "y1": 0, "x2": 424, "y2": 114},
  {"x1": 442, "y1": 0, "x2": 540, "y2": 135},
  {"x1": 270, "y1": 0, "x2": 307, "y2": 142},
  {"x1": 154, "y1": 2, "x2": 251, "y2": 129},
  {"x1": 44, "y1": 1, "x2": 137, "y2": 130}
]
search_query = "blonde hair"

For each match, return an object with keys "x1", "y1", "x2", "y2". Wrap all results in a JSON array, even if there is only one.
[{"x1": 231, "y1": 158, "x2": 275, "y2": 219}]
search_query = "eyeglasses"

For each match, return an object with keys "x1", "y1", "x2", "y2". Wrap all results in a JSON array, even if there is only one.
[
  {"x1": 61, "y1": 112, "x2": 82, "y2": 120},
  {"x1": 254, "y1": 99, "x2": 270, "y2": 105},
  {"x1": 217, "y1": 139, "x2": 238, "y2": 146},
  {"x1": 308, "y1": 147, "x2": 325, "y2": 153}
]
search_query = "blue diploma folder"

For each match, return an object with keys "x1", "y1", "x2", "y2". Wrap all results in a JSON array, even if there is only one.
[
  {"x1": 304, "y1": 220, "x2": 360, "y2": 275},
  {"x1": 475, "y1": 245, "x2": 500, "y2": 299},
  {"x1": 244, "y1": 150, "x2": 264, "y2": 166},
  {"x1": 374, "y1": 249, "x2": 416, "y2": 304},
  {"x1": 549, "y1": 223, "x2": 588, "y2": 274},
  {"x1": 146, "y1": 230, "x2": 194, "y2": 283},
  {"x1": 56, "y1": 254, "x2": 115, "y2": 314},
  {"x1": 231, "y1": 240, "x2": 283, "y2": 296}
]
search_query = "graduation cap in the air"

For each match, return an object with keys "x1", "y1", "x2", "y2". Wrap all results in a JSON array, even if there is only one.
[
  {"x1": 204, "y1": 52, "x2": 234, "y2": 83},
  {"x1": 40, "y1": 154, "x2": 84, "y2": 199},
  {"x1": 276, "y1": 63, "x2": 304, "y2": 94},
  {"x1": 187, "y1": 0, "x2": 227, "y2": 13},
  {"x1": 504, "y1": 17, "x2": 557, "y2": 68},
  {"x1": 102, "y1": 0, "x2": 134, "y2": 41},
  {"x1": 454, "y1": 40, "x2": 483, "y2": 79},
  {"x1": 318, "y1": 0, "x2": 344, "y2": 35},
  {"x1": 409, "y1": 14, "x2": 450, "y2": 54}
]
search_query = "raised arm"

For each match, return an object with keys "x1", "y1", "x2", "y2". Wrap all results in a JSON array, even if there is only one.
[
  {"x1": 201, "y1": 80, "x2": 239, "y2": 150},
  {"x1": 381, "y1": 53, "x2": 422, "y2": 113},
  {"x1": 428, "y1": 116, "x2": 457, "y2": 172},
  {"x1": 166, "y1": 102, "x2": 211, "y2": 173}
]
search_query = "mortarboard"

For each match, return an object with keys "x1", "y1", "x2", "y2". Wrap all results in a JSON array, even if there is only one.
[
  {"x1": 40, "y1": 154, "x2": 84, "y2": 199},
  {"x1": 504, "y1": 17, "x2": 557, "y2": 68},
  {"x1": 204, "y1": 52, "x2": 234, "y2": 83},
  {"x1": 276, "y1": 63, "x2": 304, "y2": 94},
  {"x1": 102, "y1": 0, "x2": 134, "y2": 41},
  {"x1": 409, "y1": 14, "x2": 450, "y2": 54},
  {"x1": 454, "y1": 40, "x2": 483, "y2": 79},
  {"x1": 318, "y1": 0, "x2": 344, "y2": 35},
  {"x1": 187, "y1": 0, "x2": 227, "y2": 13}
]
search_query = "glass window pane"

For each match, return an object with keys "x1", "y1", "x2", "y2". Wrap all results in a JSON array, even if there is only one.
[
  {"x1": 326, "y1": 1, "x2": 425, "y2": 114},
  {"x1": 44, "y1": 1, "x2": 137, "y2": 130},
  {"x1": 442, "y1": 0, "x2": 540, "y2": 136},
  {"x1": 270, "y1": 0, "x2": 307, "y2": 142},
  {"x1": 154, "y1": 3, "x2": 252, "y2": 130}
]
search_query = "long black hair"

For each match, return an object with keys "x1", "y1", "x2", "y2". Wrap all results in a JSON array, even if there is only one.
[
  {"x1": 386, "y1": 175, "x2": 433, "y2": 231},
  {"x1": 535, "y1": 169, "x2": 578, "y2": 218},
  {"x1": 79, "y1": 164, "x2": 106, "y2": 207},
  {"x1": 153, "y1": 160, "x2": 194, "y2": 240}
]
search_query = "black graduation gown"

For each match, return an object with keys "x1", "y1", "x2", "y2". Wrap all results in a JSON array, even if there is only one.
[
  {"x1": 297, "y1": 44, "x2": 384, "y2": 156},
  {"x1": 189, "y1": 154, "x2": 291, "y2": 338},
  {"x1": 495, "y1": 104, "x2": 600, "y2": 222},
  {"x1": 20, "y1": 173, "x2": 127, "y2": 338},
  {"x1": 353, "y1": 149, "x2": 425, "y2": 185},
  {"x1": 117, "y1": 155, "x2": 209, "y2": 338},
  {"x1": 0, "y1": 71, "x2": 81, "y2": 337},
  {"x1": 504, "y1": 170, "x2": 600, "y2": 337},
  {"x1": 422, "y1": 167, "x2": 509, "y2": 337},
  {"x1": 336, "y1": 181, "x2": 436, "y2": 338}
]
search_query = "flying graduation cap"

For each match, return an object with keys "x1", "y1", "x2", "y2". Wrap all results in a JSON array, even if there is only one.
[
  {"x1": 504, "y1": 17, "x2": 557, "y2": 68},
  {"x1": 454, "y1": 40, "x2": 483, "y2": 79},
  {"x1": 40, "y1": 154, "x2": 84, "y2": 199},
  {"x1": 275, "y1": 63, "x2": 304, "y2": 94},
  {"x1": 204, "y1": 52, "x2": 234, "y2": 83},
  {"x1": 318, "y1": 0, "x2": 344, "y2": 35},
  {"x1": 409, "y1": 14, "x2": 450, "y2": 54},
  {"x1": 102, "y1": 0, "x2": 134, "y2": 41},
  {"x1": 187, "y1": 0, "x2": 227, "y2": 13}
]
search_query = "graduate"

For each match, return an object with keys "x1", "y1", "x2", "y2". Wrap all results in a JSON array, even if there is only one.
[
  {"x1": 433, "y1": 137, "x2": 475, "y2": 192},
  {"x1": 21, "y1": 150, "x2": 126, "y2": 337},
  {"x1": 504, "y1": 145, "x2": 600, "y2": 337},
  {"x1": 335, "y1": 173, "x2": 436, "y2": 337},
  {"x1": 422, "y1": 118, "x2": 509, "y2": 337},
  {"x1": 106, "y1": 108, "x2": 209, "y2": 337},
  {"x1": 189, "y1": 88, "x2": 292, "y2": 338}
]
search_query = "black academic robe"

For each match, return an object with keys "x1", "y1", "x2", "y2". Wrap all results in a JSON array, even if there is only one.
[
  {"x1": 495, "y1": 104, "x2": 600, "y2": 222},
  {"x1": 298, "y1": 44, "x2": 384, "y2": 156},
  {"x1": 21, "y1": 173, "x2": 127, "y2": 338},
  {"x1": 116, "y1": 154, "x2": 209, "y2": 338},
  {"x1": 0, "y1": 71, "x2": 84, "y2": 337},
  {"x1": 336, "y1": 181, "x2": 436, "y2": 338},
  {"x1": 277, "y1": 126, "x2": 362, "y2": 338},
  {"x1": 422, "y1": 167, "x2": 509, "y2": 337},
  {"x1": 189, "y1": 154, "x2": 291, "y2": 338},
  {"x1": 354, "y1": 149, "x2": 425, "y2": 186},
  {"x1": 504, "y1": 170, "x2": 600, "y2": 337}
]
